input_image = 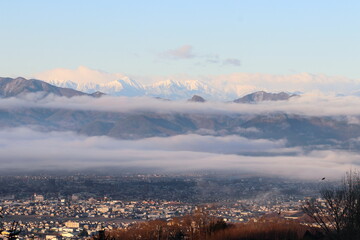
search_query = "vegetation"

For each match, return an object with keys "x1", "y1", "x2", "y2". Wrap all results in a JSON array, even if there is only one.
[
  {"x1": 95, "y1": 210, "x2": 317, "y2": 240},
  {"x1": 94, "y1": 170, "x2": 360, "y2": 240},
  {"x1": 303, "y1": 170, "x2": 360, "y2": 240}
]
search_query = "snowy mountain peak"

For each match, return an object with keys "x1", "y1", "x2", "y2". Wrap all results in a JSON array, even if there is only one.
[
  {"x1": 37, "y1": 66, "x2": 145, "y2": 97},
  {"x1": 149, "y1": 79, "x2": 211, "y2": 91},
  {"x1": 151, "y1": 79, "x2": 182, "y2": 88},
  {"x1": 35, "y1": 67, "x2": 227, "y2": 99},
  {"x1": 144, "y1": 79, "x2": 219, "y2": 100}
]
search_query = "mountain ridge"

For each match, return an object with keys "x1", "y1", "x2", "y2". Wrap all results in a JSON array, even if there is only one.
[
  {"x1": 234, "y1": 91, "x2": 298, "y2": 103},
  {"x1": 0, "y1": 77, "x2": 104, "y2": 98},
  {"x1": 1, "y1": 76, "x2": 299, "y2": 102},
  {"x1": 41, "y1": 73, "x2": 226, "y2": 100}
]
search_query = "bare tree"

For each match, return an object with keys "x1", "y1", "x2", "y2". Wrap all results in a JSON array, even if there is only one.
[{"x1": 303, "y1": 170, "x2": 360, "y2": 240}]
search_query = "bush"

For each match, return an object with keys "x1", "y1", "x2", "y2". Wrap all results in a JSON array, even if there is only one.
[{"x1": 97, "y1": 212, "x2": 313, "y2": 240}]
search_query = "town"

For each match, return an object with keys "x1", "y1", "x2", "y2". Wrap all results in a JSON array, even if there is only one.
[
  {"x1": 0, "y1": 173, "x2": 321, "y2": 239},
  {"x1": 1, "y1": 194, "x2": 311, "y2": 239}
]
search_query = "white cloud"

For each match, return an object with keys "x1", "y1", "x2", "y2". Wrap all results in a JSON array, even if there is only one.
[
  {"x1": 160, "y1": 47, "x2": 242, "y2": 68},
  {"x1": 34, "y1": 66, "x2": 129, "y2": 85},
  {"x1": 4, "y1": 92, "x2": 360, "y2": 117},
  {"x1": 206, "y1": 72, "x2": 360, "y2": 97},
  {"x1": 0, "y1": 127, "x2": 357, "y2": 180}
]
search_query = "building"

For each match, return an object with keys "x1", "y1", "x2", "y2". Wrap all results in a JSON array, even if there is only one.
[
  {"x1": 33, "y1": 194, "x2": 44, "y2": 202},
  {"x1": 64, "y1": 221, "x2": 80, "y2": 229}
]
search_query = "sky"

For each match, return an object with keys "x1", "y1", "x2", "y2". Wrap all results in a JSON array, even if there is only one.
[{"x1": 1, "y1": 1, "x2": 359, "y2": 80}]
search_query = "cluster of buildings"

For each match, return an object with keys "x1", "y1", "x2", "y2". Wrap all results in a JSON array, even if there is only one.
[
  {"x1": 0, "y1": 193, "x2": 309, "y2": 239},
  {"x1": 0, "y1": 174, "x2": 321, "y2": 239},
  {"x1": 1, "y1": 194, "x2": 195, "y2": 220}
]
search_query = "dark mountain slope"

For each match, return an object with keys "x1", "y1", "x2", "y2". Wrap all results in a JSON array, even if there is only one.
[
  {"x1": 1, "y1": 107, "x2": 360, "y2": 150},
  {"x1": 234, "y1": 91, "x2": 297, "y2": 103},
  {"x1": 0, "y1": 77, "x2": 104, "y2": 98}
]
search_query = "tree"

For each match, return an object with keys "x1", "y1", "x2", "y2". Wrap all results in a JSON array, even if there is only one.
[{"x1": 303, "y1": 170, "x2": 360, "y2": 240}]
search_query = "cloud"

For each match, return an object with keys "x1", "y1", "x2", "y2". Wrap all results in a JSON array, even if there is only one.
[
  {"x1": 34, "y1": 66, "x2": 129, "y2": 85},
  {"x1": 223, "y1": 58, "x2": 241, "y2": 66},
  {"x1": 162, "y1": 45, "x2": 195, "y2": 59},
  {"x1": 204, "y1": 55, "x2": 220, "y2": 64},
  {"x1": 4, "y1": 92, "x2": 360, "y2": 117},
  {"x1": 206, "y1": 72, "x2": 360, "y2": 97},
  {"x1": 160, "y1": 46, "x2": 240, "y2": 68},
  {"x1": 0, "y1": 127, "x2": 357, "y2": 180}
]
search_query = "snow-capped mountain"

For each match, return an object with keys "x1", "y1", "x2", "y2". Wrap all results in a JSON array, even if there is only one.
[
  {"x1": 46, "y1": 77, "x2": 145, "y2": 97},
  {"x1": 37, "y1": 66, "x2": 227, "y2": 99},
  {"x1": 145, "y1": 79, "x2": 221, "y2": 100},
  {"x1": 43, "y1": 77, "x2": 220, "y2": 100}
]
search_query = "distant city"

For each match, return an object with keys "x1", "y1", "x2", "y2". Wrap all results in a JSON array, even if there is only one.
[{"x1": 0, "y1": 172, "x2": 323, "y2": 239}]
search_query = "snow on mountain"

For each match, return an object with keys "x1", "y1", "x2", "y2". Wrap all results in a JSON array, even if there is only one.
[
  {"x1": 47, "y1": 77, "x2": 219, "y2": 99},
  {"x1": 36, "y1": 67, "x2": 360, "y2": 100},
  {"x1": 145, "y1": 79, "x2": 221, "y2": 100},
  {"x1": 38, "y1": 66, "x2": 145, "y2": 96},
  {"x1": 48, "y1": 78, "x2": 145, "y2": 97},
  {"x1": 36, "y1": 67, "x2": 224, "y2": 99}
]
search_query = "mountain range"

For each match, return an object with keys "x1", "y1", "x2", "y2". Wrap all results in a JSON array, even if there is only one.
[
  {"x1": 42, "y1": 74, "x2": 229, "y2": 100},
  {"x1": 0, "y1": 76, "x2": 296, "y2": 103},
  {"x1": 1, "y1": 76, "x2": 360, "y2": 152},
  {"x1": 0, "y1": 77, "x2": 104, "y2": 98}
]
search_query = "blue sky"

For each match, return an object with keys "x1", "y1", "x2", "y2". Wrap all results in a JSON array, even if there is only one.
[{"x1": 1, "y1": 1, "x2": 359, "y2": 79}]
